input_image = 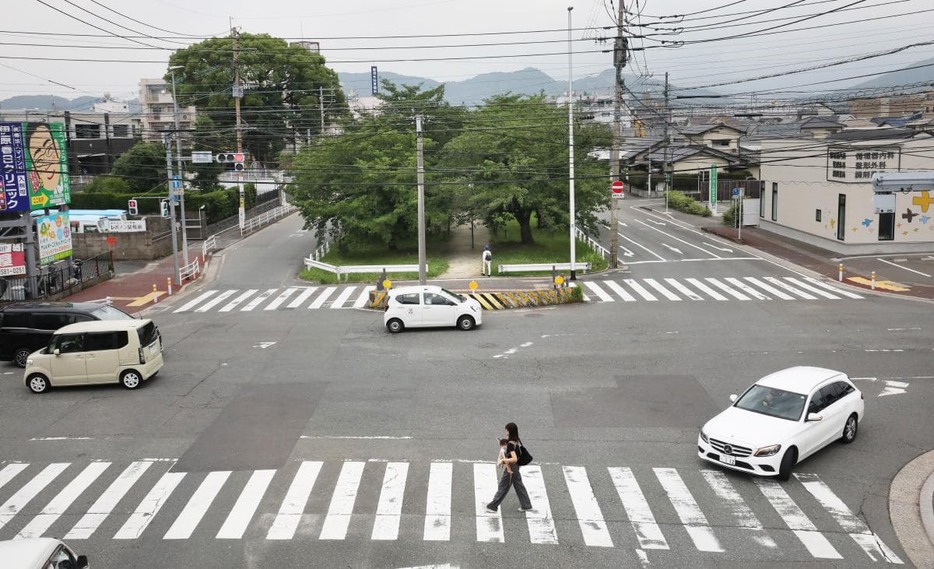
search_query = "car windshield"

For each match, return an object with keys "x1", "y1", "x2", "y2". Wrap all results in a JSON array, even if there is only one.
[
  {"x1": 90, "y1": 305, "x2": 134, "y2": 320},
  {"x1": 734, "y1": 384, "x2": 807, "y2": 421},
  {"x1": 440, "y1": 288, "x2": 464, "y2": 303}
]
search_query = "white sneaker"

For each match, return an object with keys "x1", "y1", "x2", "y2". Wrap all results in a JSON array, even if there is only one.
[{"x1": 518, "y1": 507, "x2": 533, "y2": 512}]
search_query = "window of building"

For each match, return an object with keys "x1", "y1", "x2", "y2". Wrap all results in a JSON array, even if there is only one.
[
  {"x1": 878, "y1": 212, "x2": 895, "y2": 241},
  {"x1": 112, "y1": 124, "x2": 130, "y2": 138},
  {"x1": 711, "y1": 139, "x2": 731, "y2": 147},
  {"x1": 74, "y1": 124, "x2": 100, "y2": 139},
  {"x1": 815, "y1": 209, "x2": 821, "y2": 222},
  {"x1": 771, "y1": 183, "x2": 778, "y2": 221}
]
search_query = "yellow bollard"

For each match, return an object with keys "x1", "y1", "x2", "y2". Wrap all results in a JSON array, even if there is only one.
[
  {"x1": 838, "y1": 263, "x2": 843, "y2": 282},
  {"x1": 152, "y1": 283, "x2": 158, "y2": 303},
  {"x1": 871, "y1": 271, "x2": 876, "y2": 290},
  {"x1": 167, "y1": 277, "x2": 173, "y2": 296}
]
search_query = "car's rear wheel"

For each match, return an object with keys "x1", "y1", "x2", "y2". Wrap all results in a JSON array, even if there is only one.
[
  {"x1": 120, "y1": 369, "x2": 142, "y2": 390},
  {"x1": 14, "y1": 347, "x2": 33, "y2": 368},
  {"x1": 27, "y1": 373, "x2": 50, "y2": 394},
  {"x1": 386, "y1": 319, "x2": 404, "y2": 334},
  {"x1": 777, "y1": 447, "x2": 797, "y2": 481},
  {"x1": 841, "y1": 414, "x2": 858, "y2": 444},
  {"x1": 456, "y1": 315, "x2": 475, "y2": 331}
]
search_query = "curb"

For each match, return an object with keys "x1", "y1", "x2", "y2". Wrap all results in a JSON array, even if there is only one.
[{"x1": 890, "y1": 449, "x2": 934, "y2": 568}]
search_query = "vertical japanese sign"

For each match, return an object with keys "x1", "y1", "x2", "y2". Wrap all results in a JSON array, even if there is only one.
[
  {"x1": 709, "y1": 164, "x2": 718, "y2": 208},
  {"x1": 0, "y1": 243, "x2": 26, "y2": 276},
  {"x1": 371, "y1": 66, "x2": 379, "y2": 95},
  {"x1": 0, "y1": 122, "x2": 29, "y2": 212},
  {"x1": 36, "y1": 211, "x2": 72, "y2": 265},
  {"x1": 25, "y1": 122, "x2": 70, "y2": 209}
]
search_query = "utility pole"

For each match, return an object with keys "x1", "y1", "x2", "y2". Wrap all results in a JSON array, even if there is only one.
[
  {"x1": 609, "y1": 0, "x2": 627, "y2": 269},
  {"x1": 232, "y1": 26, "x2": 245, "y2": 231},
  {"x1": 567, "y1": 6, "x2": 577, "y2": 280},
  {"x1": 663, "y1": 72, "x2": 671, "y2": 212},
  {"x1": 169, "y1": 66, "x2": 189, "y2": 266},
  {"x1": 415, "y1": 115, "x2": 427, "y2": 285},
  {"x1": 319, "y1": 86, "x2": 325, "y2": 132},
  {"x1": 164, "y1": 134, "x2": 180, "y2": 286}
]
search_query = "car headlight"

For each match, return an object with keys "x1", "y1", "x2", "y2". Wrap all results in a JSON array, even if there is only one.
[
  {"x1": 25, "y1": 358, "x2": 33, "y2": 366},
  {"x1": 754, "y1": 444, "x2": 782, "y2": 457},
  {"x1": 699, "y1": 429, "x2": 709, "y2": 443}
]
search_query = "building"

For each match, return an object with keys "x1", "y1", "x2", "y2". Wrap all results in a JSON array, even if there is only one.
[{"x1": 138, "y1": 78, "x2": 196, "y2": 144}]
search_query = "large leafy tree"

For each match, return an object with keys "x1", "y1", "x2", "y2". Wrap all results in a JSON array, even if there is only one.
[
  {"x1": 111, "y1": 142, "x2": 166, "y2": 193},
  {"x1": 168, "y1": 33, "x2": 345, "y2": 166}
]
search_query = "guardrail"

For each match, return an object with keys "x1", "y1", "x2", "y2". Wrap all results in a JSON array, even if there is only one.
[
  {"x1": 498, "y1": 262, "x2": 592, "y2": 274},
  {"x1": 202, "y1": 234, "x2": 217, "y2": 258},
  {"x1": 576, "y1": 227, "x2": 609, "y2": 260},
  {"x1": 310, "y1": 240, "x2": 330, "y2": 262},
  {"x1": 241, "y1": 203, "x2": 297, "y2": 236},
  {"x1": 180, "y1": 257, "x2": 200, "y2": 281},
  {"x1": 302, "y1": 258, "x2": 424, "y2": 282}
]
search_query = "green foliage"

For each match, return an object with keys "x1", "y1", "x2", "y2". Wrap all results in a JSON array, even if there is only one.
[
  {"x1": 69, "y1": 187, "x2": 247, "y2": 224},
  {"x1": 80, "y1": 176, "x2": 129, "y2": 194},
  {"x1": 300, "y1": 244, "x2": 450, "y2": 284},
  {"x1": 186, "y1": 116, "x2": 225, "y2": 190},
  {"x1": 485, "y1": 216, "x2": 608, "y2": 275},
  {"x1": 666, "y1": 191, "x2": 712, "y2": 217},
  {"x1": 111, "y1": 142, "x2": 166, "y2": 193},
  {"x1": 722, "y1": 203, "x2": 738, "y2": 227}
]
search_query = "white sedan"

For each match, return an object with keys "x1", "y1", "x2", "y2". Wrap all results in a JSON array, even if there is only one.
[
  {"x1": 383, "y1": 285, "x2": 482, "y2": 333},
  {"x1": 698, "y1": 366, "x2": 864, "y2": 481}
]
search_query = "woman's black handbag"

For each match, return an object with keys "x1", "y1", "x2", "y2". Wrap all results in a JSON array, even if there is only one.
[{"x1": 517, "y1": 443, "x2": 533, "y2": 466}]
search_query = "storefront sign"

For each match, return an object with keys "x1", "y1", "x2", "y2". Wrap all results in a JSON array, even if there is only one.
[
  {"x1": 36, "y1": 212, "x2": 72, "y2": 265},
  {"x1": 0, "y1": 243, "x2": 26, "y2": 276}
]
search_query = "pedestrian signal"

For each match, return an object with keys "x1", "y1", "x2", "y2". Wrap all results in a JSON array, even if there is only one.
[
  {"x1": 160, "y1": 199, "x2": 170, "y2": 218},
  {"x1": 127, "y1": 199, "x2": 138, "y2": 216}
]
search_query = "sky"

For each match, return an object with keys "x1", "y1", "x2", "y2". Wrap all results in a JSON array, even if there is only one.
[{"x1": 2, "y1": 0, "x2": 934, "y2": 103}]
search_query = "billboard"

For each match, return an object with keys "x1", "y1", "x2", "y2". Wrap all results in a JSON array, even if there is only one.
[
  {"x1": 0, "y1": 243, "x2": 26, "y2": 276},
  {"x1": 0, "y1": 122, "x2": 71, "y2": 212},
  {"x1": 36, "y1": 212, "x2": 72, "y2": 265}
]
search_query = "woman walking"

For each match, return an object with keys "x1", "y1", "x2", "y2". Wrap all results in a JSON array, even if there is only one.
[{"x1": 486, "y1": 422, "x2": 533, "y2": 513}]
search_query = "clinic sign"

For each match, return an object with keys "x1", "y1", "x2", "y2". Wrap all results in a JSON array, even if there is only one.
[
  {"x1": 0, "y1": 243, "x2": 26, "y2": 276},
  {"x1": 0, "y1": 122, "x2": 71, "y2": 212},
  {"x1": 36, "y1": 212, "x2": 73, "y2": 265}
]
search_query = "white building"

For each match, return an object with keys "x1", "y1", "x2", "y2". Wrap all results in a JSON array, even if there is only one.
[{"x1": 138, "y1": 78, "x2": 196, "y2": 144}]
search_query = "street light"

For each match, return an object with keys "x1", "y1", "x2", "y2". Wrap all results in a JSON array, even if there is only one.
[
  {"x1": 169, "y1": 65, "x2": 189, "y2": 266},
  {"x1": 567, "y1": 6, "x2": 577, "y2": 280}
]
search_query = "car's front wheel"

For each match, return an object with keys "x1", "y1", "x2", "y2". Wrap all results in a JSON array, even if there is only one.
[
  {"x1": 456, "y1": 315, "x2": 475, "y2": 331},
  {"x1": 841, "y1": 414, "x2": 858, "y2": 444},
  {"x1": 777, "y1": 447, "x2": 797, "y2": 481},
  {"x1": 120, "y1": 369, "x2": 142, "y2": 390},
  {"x1": 386, "y1": 319, "x2": 404, "y2": 334},
  {"x1": 27, "y1": 373, "x2": 50, "y2": 394},
  {"x1": 14, "y1": 347, "x2": 33, "y2": 368}
]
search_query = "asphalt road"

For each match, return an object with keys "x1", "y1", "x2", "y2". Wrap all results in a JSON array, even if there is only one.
[{"x1": 0, "y1": 213, "x2": 931, "y2": 568}]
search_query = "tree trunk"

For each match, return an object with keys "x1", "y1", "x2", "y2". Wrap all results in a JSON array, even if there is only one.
[{"x1": 517, "y1": 209, "x2": 534, "y2": 244}]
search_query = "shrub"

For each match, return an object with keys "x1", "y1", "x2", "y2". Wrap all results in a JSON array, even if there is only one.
[
  {"x1": 667, "y1": 191, "x2": 712, "y2": 217},
  {"x1": 722, "y1": 204, "x2": 738, "y2": 227}
]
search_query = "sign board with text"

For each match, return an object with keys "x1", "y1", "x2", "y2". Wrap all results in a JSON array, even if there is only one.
[
  {"x1": 0, "y1": 243, "x2": 26, "y2": 276},
  {"x1": 97, "y1": 219, "x2": 147, "y2": 233},
  {"x1": 36, "y1": 211, "x2": 72, "y2": 265}
]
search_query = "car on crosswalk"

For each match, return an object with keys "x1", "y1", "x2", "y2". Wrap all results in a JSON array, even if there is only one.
[
  {"x1": 698, "y1": 366, "x2": 864, "y2": 481},
  {"x1": 384, "y1": 285, "x2": 482, "y2": 333},
  {"x1": 0, "y1": 538, "x2": 88, "y2": 569}
]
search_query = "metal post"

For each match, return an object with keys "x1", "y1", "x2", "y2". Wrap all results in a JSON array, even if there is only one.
[
  {"x1": 609, "y1": 0, "x2": 626, "y2": 269},
  {"x1": 170, "y1": 67, "x2": 189, "y2": 265},
  {"x1": 164, "y1": 134, "x2": 180, "y2": 286},
  {"x1": 232, "y1": 27, "x2": 246, "y2": 231},
  {"x1": 567, "y1": 6, "x2": 577, "y2": 280},
  {"x1": 663, "y1": 72, "x2": 670, "y2": 213},
  {"x1": 415, "y1": 115, "x2": 427, "y2": 285}
]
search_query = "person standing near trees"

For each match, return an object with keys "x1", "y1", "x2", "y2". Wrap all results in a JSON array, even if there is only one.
[
  {"x1": 486, "y1": 422, "x2": 533, "y2": 513},
  {"x1": 481, "y1": 244, "x2": 493, "y2": 276}
]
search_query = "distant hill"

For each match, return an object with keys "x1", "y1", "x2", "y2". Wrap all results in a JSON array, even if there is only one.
[
  {"x1": 850, "y1": 56, "x2": 934, "y2": 90},
  {"x1": 0, "y1": 95, "x2": 100, "y2": 111}
]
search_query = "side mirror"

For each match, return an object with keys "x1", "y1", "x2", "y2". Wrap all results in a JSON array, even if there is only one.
[
  {"x1": 53, "y1": 348, "x2": 60, "y2": 356},
  {"x1": 729, "y1": 394, "x2": 737, "y2": 403},
  {"x1": 76, "y1": 555, "x2": 89, "y2": 569},
  {"x1": 806, "y1": 413, "x2": 822, "y2": 422}
]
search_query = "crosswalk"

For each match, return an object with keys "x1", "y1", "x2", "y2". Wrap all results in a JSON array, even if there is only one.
[
  {"x1": 0, "y1": 458, "x2": 901, "y2": 563},
  {"x1": 581, "y1": 276, "x2": 864, "y2": 303},
  {"x1": 171, "y1": 285, "x2": 377, "y2": 313}
]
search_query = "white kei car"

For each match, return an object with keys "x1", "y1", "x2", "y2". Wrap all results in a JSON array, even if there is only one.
[
  {"x1": 383, "y1": 285, "x2": 482, "y2": 333},
  {"x1": 698, "y1": 366, "x2": 864, "y2": 481}
]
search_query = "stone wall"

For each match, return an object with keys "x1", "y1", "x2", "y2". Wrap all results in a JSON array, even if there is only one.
[{"x1": 72, "y1": 216, "x2": 176, "y2": 261}]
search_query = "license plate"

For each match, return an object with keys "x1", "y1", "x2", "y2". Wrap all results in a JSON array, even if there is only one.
[{"x1": 719, "y1": 454, "x2": 736, "y2": 466}]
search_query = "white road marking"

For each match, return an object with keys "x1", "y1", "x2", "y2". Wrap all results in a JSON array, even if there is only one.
[
  {"x1": 520, "y1": 465, "x2": 558, "y2": 545},
  {"x1": 0, "y1": 463, "x2": 29, "y2": 492},
  {"x1": 635, "y1": 219, "x2": 721, "y2": 258},
  {"x1": 877, "y1": 257, "x2": 932, "y2": 277},
  {"x1": 66, "y1": 461, "x2": 153, "y2": 539},
  {"x1": 664, "y1": 278, "x2": 704, "y2": 301},
  {"x1": 623, "y1": 279, "x2": 658, "y2": 301},
  {"x1": 309, "y1": 286, "x2": 338, "y2": 309},
  {"x1": 618, "y1": 231, "x2": 665, "y2": 261},
  {"x1": 353, "y1": 286, "x2": 376, "y2": 308},
  {"x1": 287, "y1": 287, "x2": 318, "y2": 308},
  {"x1": 174, "y1": 290, "x2": 218, "y2": 313},
  {"x1": 703, "y1": 242, "x2": 733, "y2": 252},
  {"x1": 804, "y1": 277, "x2": 864, "y2": 299},
  {"x1": 17, "y1": 462, "x2": 111, "y2": 539},
  {"x1": 879, "y1": 380, "x2": 908, "y2": 397},
  {"x1": 643, "y1": 278, "x2": 681, "y2": 301},
  {"x1": 662, "y1": 244, "x2": 683, "y2": 255},
  {"x1": 320, "y1": 461, "x2": 366, "y2": 540},
  {"x1": 764, "y1": 277, "x2": 817, "y2": 300},
  {"x1": 265, "y1": 287, "x2": 299, "y2": 310},
  {"x1": 725, "y1": 277, "x2": 770, "y2": 300},
  {"x1": 267, "y1": 461, "x2": 323, "y2": 540},
  {"x1": 756, "y1": 479, "x2": 842, "y2": 559},
  {"x1": 195, "y1": 289, "x2": 239, "y2": 312},
  {"x1": 219, "y1": 289, "x2": 260, "y2": 312},
  {"x1": 705, "y1": 277, "x2": 750, "y2": 300},
  {"x1": 164, "y1": 471, "x2": 231, "y2": 539},
  {"x1": 329, "y1": 286, "x2": 356, "y2": 309},
  {"x1": 654, "y1": 468, "x2": 723, "y2": 552},
  {"x1": 701, "y1": 470, "x2": 775, "y2": 548},
  {"x1": 743, "y1": 277, "x2": 795, "y2": 300},
  {"x1": 424, "y1": 462, "x2": 453, "y2": 541},
  {"x1": 686, "y1": 278, "x2": 729, "y2": 300},
  {"x1": 216, "y1": 469, "x2": 276, "y2": 539},
  {"x1": 241, "y1": 288, "x2": 278, "y2": 311},
  {"x1": 114, "y1": 471, "x2": 186, "y2": 539},
  {"x1": 583, "y1": 281, "x2": 614, "y2": 302},
  {"x1": 372, "y1": 462, "x2": 409, "y2": 541},
  {"x1": 0, "y1": 463, "x2": 69, "y2": 532},
  {"x1": 563, "y1": 466, "x2": 613, "y2": 547},
  {"x1": 603, "y1": 280, "x2": 637, "y2": 301},
  {"x1": 784, "y1": 277, "x2": 840, "y2": 299},
  {"x1": 609, "y1": 467, "x2": 668, "y2": 550},
  {"x1": 474, "y1": 463, "x2": 504, "y2": 543},
  {"x1": 795, "y1": 473, "x2": 903, "y2": 564}
]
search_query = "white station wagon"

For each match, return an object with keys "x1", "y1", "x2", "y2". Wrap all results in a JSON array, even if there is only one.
[
  {"x1": 698, "y1": 366, "x2": 864, "y2": 481},
  {"x1": 384, "y1": 285, "x2": 482, "y2": 333}
]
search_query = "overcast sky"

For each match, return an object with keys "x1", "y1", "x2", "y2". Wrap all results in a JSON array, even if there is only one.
[{"x1": 3, "y1": 0, "x2": 934, "y2": 102}]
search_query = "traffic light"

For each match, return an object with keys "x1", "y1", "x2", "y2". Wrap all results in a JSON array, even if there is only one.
[
  {"x1": 216, "y1": 152, "x2": 246, "y2": 171},
  {"x1": 127, "y1": 199, "x2": 138, "y2": 216},
  {"x1": 160, "y1": 199, "x2": 170, "y2": 218}
]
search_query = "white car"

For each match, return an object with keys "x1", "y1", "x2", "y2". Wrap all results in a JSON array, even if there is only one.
[
  {"x1": 697, "y1": 366, "x2": 864, "y2": 481},
  {"x1": 384, "y1": 285, "x2": 482, "y2": 333}
]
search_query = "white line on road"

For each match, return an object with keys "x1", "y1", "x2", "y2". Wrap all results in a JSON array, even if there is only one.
[
  {"x1": 725, "y1": 277, "x2": 770, "y2": 300},
  {"x1": 563, "y1": 466, "x2": 613, "y2": 547},
  {"x1": 17, "y1": 462, "x2": 111, "y2": 539},
  {"x1": 686, "y1": 278, "x2": 728, "y2": 300},
  {"x1": 0, "y1": 463, "x2": 69, "y2": 532},
  {"x1": 287, "y1": 287, "x2": 318, "y2": 308},
  {"x1": 583, "y1": 281, "x2": 614, "y2": 302},
  {"x1": 877, "y1": 257, "x2": 932, "y2": 277},
  {"x1": 195, "y1": 289, "x2": 239, "y2": 312},
  {"x1": 784, "y1": 277, "x2": 840, "y2": 300},
  {"x1": 66, "y1": 461, "x2": 153, "y2": 540},
  {"x1": 219, "y1": 289, "x2": 259, "y2": 312},
  {"x1": 521, "y1": 465, "x2": 558, "y2": 545},
  {"x1": 763, "y1": 277, "x2": 817, "y2": 300},
  {"x1": 618, "y1": 231, "x2": 665, "y2": 261},
  {"x1": 756, "y1": 478, "x2": 841, "y2": 559},
  {"x1": 474, "y1": 463, "x2": 504, "y2": 543},
  {"x1": 743, "y1": 277, "x2": 795, "y2": 300},
  {"x1": 267, "y1": 461, "x2": 323, "y2": 540},
  {"x1": 265, "y1": 287, "x2": 299, "y2": 310},
  {"x1": 353, "y1": 286, "x2": 376, "y2": 308},
  {"x1": 241, "y1": 288, "x2": 278, "y2": 311},
  {"x1": 664, "y1": 278, "x2": 704, "y2": 300},
  {"x1": 603, "y1": 280, "x2": 637, "y2": 301},
  {"x1": 424, "y1": 462, "x2": 453, "y2": 541},
  {"x1": 216, "y1": 469, "x2": 275, "y2": 539},
  {"x1": 114, "y1": 471, "x2": 186, "y2": 539},
  {"x1": 705, "y1": 277, "x2": 750, "y2": 300},
  {"x1": 320, "y1": 461, "x2": 366, "y2": 540},
  {"x1": 701, "y1": 469, "x2": 775, "y2": 548},
  {"x1": 329, "y1": 286, "x2": 357, "y2": 309},
  {"x1": 662, "y1": 244, "x2": 683, "y2": 255},
  {"x1": 609, "y1": 467, "x2": 668, "y2": 550},
  {"x1": 643, "y1": 278, "x2": 681, "y2": 301},
  {"x1": 309, "y1": 286, "x2": 337, "y2": 309},
  {"x1": 0, "y1": 463, "x2": 29, "y2": 492},
  {"x1": 623, "y1": 279, "x2": 658, "y2": 301},
  {"x1": 635, "y1": 219, "x2": 722, "y2": 259},
  {"x1": 174, "y1": 290, "x2": 218, "y2": 313},
  {"x1": 164, "y1": 471, "x2": 231, "y2": 539},
  {"x1": 803, "y1": 277, "x2": 864, "y2": 299},
  {"x1": 372, "y1": 462, "x2": 409, "y2": 541},
  {"x1": 654, "y1": 468, "x2": 723, "y2": 552}
]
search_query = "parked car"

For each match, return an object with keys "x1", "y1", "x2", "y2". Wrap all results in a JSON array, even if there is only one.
[
  {"x1": 0, "y1": 537, "x2": 88, "y2": 569},
  {"x1": 24, "y1": 318, "x2": 164, "y2": 393},
  {"x1": 384, "y1": 285, "x2": 482, "y2": 333},
  {"x1": 0, "y1": 301, "x2": 136, "y2": 367},
  {"x1": 697, "y1": 366, "x2": 864, "y2": 481}
]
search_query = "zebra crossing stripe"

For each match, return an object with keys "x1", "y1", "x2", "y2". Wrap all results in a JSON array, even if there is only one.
[
  {"x1": 16, "y1": 462, "x2": 111, "y2": 540},
  {"x1": 583, "y1": 282, "x2": 614, "y2": 302},
  {"x1": 114, "y1": 471, "x2": 186, "y2": 539},
  {"x1": 320, "y1": 461, "x2": 366, "y2": 540},
  {"x1": 0, "y1": 463, "x2": 69, "y2": 532},
  {"x1": 424, "y1": 462, "x2": 452, "y2": 541},
  {"x1": 265, "y1": 287, "x2": 300, "y2": 311},
  {"x1": 0, "y1": 463, "x2": 29, "y2": 492},
  {"x1": 372, "y1": 462, "x2": 409, "y2": 541},
  {"x1": 608, "y1": 467, "x2": 668, "y2": 550},
  {"x1": 664, "y1": 278, "x2": 704, "y2": 301},
  {"x1": 353, "y1": 286, "x2": 376, "y2": 309},
  {"x1": 701, "y1": 470, "x2": 776, "y2": 548},
  {"x1": 725, "y1": 277, "x2": 771, "y2": 300},
  {"x1": 755, "y1": 479, "x2": 842, "y2": 559},
  {"x1": 66, "y1": 461, "x2": 153, "y2": 540},
  {"x1": 308, "y1": 286, "x2": 337, "y2": 309},
  {"x1": 196, "y1": 289, "x2": 239, "y2": 312},
  {"x1": 643, "y1": 278, "x2": 681, "y2": 301},
  {"x1": 764, "y1": 277, "x2": 817, "y2": 300},
  {"x1": 267, "y1": 461, "x2": 323, "y2": 540},
  {"x1": 563, "y1": 466, "x2": 613, "y2": 547},
  {"x1": 743, "y1": 277, "x2": 795, "y2": 300},
  {"x1": 654, "y1": 468, "x2": 723, "y2": 552},
  {"x1": 216, "y1": 469, "x2": 276, "y2": 539},
  {"x1": 520, "y1": 466, "x2": 558, "y2": 545},
  {"x1": 603, "y1": 280, "x2": 636, "y2": 301},
  {"x1": 784, "y1": 277, "x2": 840, "y2": 300},
  {"x1": 329, "y1": 286, "x2": 356, "y2": 309},
  {"x1": 473, "y1": 463, "x2": 504, "y2": 543},
  {"x1": 287, "y1": 287, "x2": 318, "y2": 308},
  {"x1": 804, "y1": 277, "x2": 864, "y2": 299},
  {"x1": 623, "y1": 279, "x2": 658, "y2": 301},
  {"x1": 794, "y1": 473, "x2": 902, "y2": 564},
  {"x1": 220, "y1": 289, "x2": 260, "y2": 312},
  {"x1": 705, "y1": 278, "x2": 750, "y2": 301},
  {"x1": 686, "y1": 278, "x2": 729, "y2": 301},
  {"x1": 164, "y1": 471, "x2": 231, "y2": 539},
  {"x1": 242, "y1": 288, "x2": 279, "y2": 312},
  {"x1": 174, "y1": 290, "x2": 218, "y2": 313}
]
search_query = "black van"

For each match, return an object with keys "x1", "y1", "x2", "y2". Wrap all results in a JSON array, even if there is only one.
[{"x1": 0, "y1": 302, "x2": 136, "y2": 367}]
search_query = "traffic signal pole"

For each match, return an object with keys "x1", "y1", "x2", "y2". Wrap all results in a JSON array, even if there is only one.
[
  {"x1": 609, "y1": 0, "x2": 626, "y2": 269},
  {"x1": 164, "y1": 134, "x2": 181, "y2": 286}
]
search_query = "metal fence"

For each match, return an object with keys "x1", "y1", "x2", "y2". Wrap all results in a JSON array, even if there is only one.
[{"x1": 0, "y1": 251, "x2": 114, "y2": 301}]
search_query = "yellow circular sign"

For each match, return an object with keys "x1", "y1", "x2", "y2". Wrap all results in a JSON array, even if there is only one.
[
  {"x1": 382, "y1": 279, "x2": 392, "y2": 290},
  {"x1": 468, "y1": 280, "x2": 478, "y2": 291},
  {"x1": 554, "y1": 275, "x2": 565, "y2": 286}
]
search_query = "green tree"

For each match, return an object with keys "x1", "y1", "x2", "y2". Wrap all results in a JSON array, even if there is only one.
[
  {"x1": 186, "y1": 116, "x2": 225, "y2": 190},
  {"x1": 168, "y1": 33, "x2": 346, "y2": 166},
  {"x1": 80, "y1": 176, "x2": 129, "y2": 194},
  {"x1": 111, "y1": 142, "x2": 167, "y2": 193}
]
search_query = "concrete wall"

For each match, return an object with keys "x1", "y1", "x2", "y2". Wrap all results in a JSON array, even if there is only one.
[{"x1": 71, "y1": 215, "x2": 176, "y2": 261}]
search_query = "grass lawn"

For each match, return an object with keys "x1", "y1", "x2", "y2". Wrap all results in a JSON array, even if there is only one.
[
  {"x1": 486, "y1": 220, "x2": 608, "y2": 276},
  {"x1": 300, "y1": 242, "x2": 450, "y2": 285}
]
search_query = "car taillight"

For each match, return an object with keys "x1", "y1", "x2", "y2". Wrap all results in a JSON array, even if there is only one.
[{"x1": 138, "y1": 347, "x2": 146, "y2": 364}]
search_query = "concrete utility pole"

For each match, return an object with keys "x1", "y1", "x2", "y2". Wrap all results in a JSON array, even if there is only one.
[
  {"x1": 609, "y1": 0, "x2": 627, "y2": 269},
  {"x1": 567, "y1": 6, "x2": 577, "y2": 280},
  {"x1": 164, "y1": 134, "x2": 180, "y2": 286},
  {"x1": 232, "y1": 27, "x2": 246, "y2": 230},
  {"x1": 663, "y1": 72, "x2": 671, "y2": 212},
  {"x1": 415, "y1": 115, "x2": 427, "y2": 285},
  {"x1": 169, "y1": 66, "x2": 189, "y2": 265}
]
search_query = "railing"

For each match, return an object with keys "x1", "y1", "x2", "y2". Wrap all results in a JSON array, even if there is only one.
[
  {"x1": 240, "y1": 203, "x2": 297, "y2": 236},
  {"x1": 576, "y1": 227, "x2": 609, "y2": 260},
  {"x1": 0, "y1": 252, "x2": 114, "y2": 301},
  {"x1": 309, "y1": 240, "x2": 330, "y2": 262},
  {"x1": 180, "y1": 257, "x2": 201, "y2": 282},
  {"x1": 497, "y1": 262, "x2": 592, "y2": 274},
  {"x1": 302, "y1": 258, "x2": 424, "y2": 282}
]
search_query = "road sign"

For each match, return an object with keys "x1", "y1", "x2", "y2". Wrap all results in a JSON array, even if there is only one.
[
  {"x1": 469, "y1": 280, "x2": 478, "y2": 291},
  {"x1": 382, "y1": 279, "x2": 392, "y2": 290},
  {"x1": 191, "y1": 151, "x2": 213, "y2": 164},
  {"x1": 731, "y1": 187, "x2": 743, "y2": 198},
  {"x1": 611, "y1": 180, "x2": 624, "y2": 199}
]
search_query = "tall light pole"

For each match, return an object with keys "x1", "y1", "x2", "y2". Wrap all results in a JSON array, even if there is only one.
[
  {"x1": 567, "y1": 6, "x2": 577, "y2": 280},
  {"x1": 415, "y1": 115, "x2": 427, "y2": 285},
  {"x1": 169, "y1": 65, "x2": 189, "y2": 266}
]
